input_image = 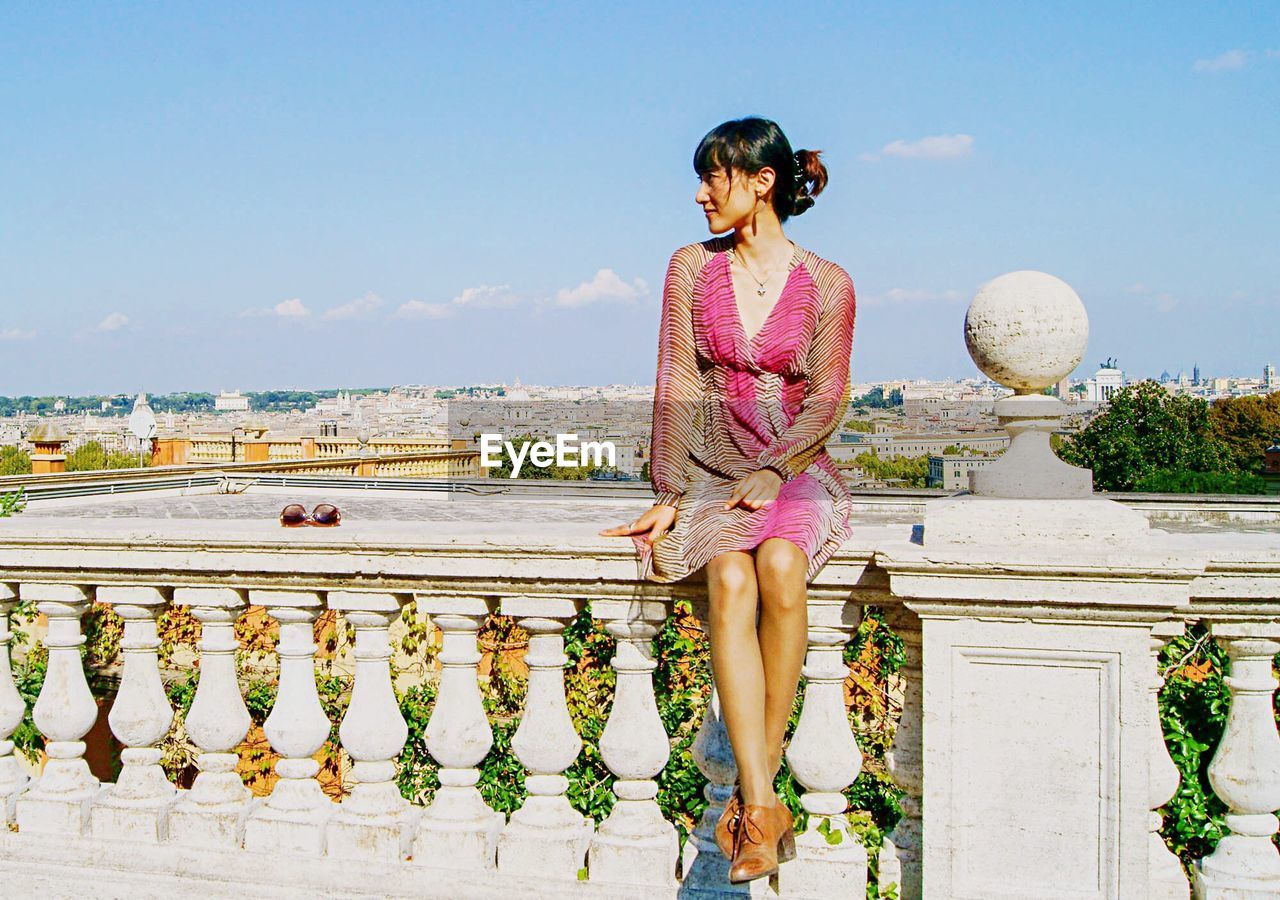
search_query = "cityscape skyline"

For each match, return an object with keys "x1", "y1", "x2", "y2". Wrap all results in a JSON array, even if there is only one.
[{"x1": 2, "y1": 2, "x2": 1277, "y2": 395}]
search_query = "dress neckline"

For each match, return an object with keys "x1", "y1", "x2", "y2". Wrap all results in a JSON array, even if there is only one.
[{"x1": 721, "y1": 240, "x2": 805, "y2": 348}]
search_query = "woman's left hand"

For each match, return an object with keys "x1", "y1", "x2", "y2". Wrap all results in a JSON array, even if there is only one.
[{"x1": 724, "y1": 468, "x2": 783, "y2": 511}]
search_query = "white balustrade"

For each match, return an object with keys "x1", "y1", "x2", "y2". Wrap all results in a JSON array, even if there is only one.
[
  {"x1": 1149, "y1": 620, "x2": 1190, "y2": 899},
  {"x1": 1193, "y1": 621, "x2": 1280, "y2": 898},
  {"x1": 91, "y1": 585, "x2": 177, "y2": 842},
  {"x1": 0, "y1": 504, "x2": 1271, "y2": 898},
  {"x1": 778, "y1": 598, "x2": 866, "y2": 898},
  {"x1": 168, "y1": 587, "x2": 254, "y2": 847},
  {"x1": 496, "y1": 595, "x2": 592, "y2": 879},
  {"x1": 879, "y1": 607, "x2": 923, "y2": 900},
  {"x1": 587, "y1": 599, "x2": 676, "y2": 887},
  {"x1": 328, "y1": 591, "x2": 417, "y2": 861},
  {"x1": 243, "y1": 590, "x2": 335, "y2": 855},
  {"x1": 15, "y1": 583, "x2": 100, "y2": 835},
  {"x1": 412, "y1": 595, "x2": 504, "y2": 869},
  {"x1": 0, "y1": 583, "x2": 28, "y2": 822}
]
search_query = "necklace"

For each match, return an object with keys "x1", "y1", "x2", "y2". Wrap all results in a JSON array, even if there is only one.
[{"x1": 728, "y1": 243, "x2": 796, "y2": 296}]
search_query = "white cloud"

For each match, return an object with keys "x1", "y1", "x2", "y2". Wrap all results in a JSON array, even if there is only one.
[
  {"x1": 395, "y1": 300, "x2": 455, "y2": 320},
  {"x1": 549, "y1": 269, "x2": 649, "y2": 308},
  {"x1": 322, "y1": 292, "x2": 384, "y2": 320},
  {"x1": 452, "y1": 284, "x2": 516, "y2": 309},
  {"x1": 861, "y1": 134, "x2": 974, "y2": 162},
  {"x1": 1193, "y1": 49, "x2": 1249, "y2": 73},
  {"x1": 395, "y1": 283, "x2": 516, "y2": 320},
  {"x1": 241, "y1": 298, "x2": 312, "y2": 318},
  {"x1": 96, "y1": 312, "x2": 130, "y2": 332},
  {"x1": 0, "y1": 328, "x2": 35, "y2": 341},
  {"x1": 862, "y1": 287, "x2": 965, "y2": 306}
]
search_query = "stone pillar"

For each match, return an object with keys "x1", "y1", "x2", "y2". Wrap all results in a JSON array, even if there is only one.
[
  {"x1": 0, "y1": 584, "x2": 29, "y2": 823},
  {"x1": 777, "y1": 597, "x2": 867, "y2": 898},
  {"x1": 1192, "y1": 621, "x2": 1280, "y2": 898},
  {"x1": 587, "y1": 598, "x2": 676, "y2": 888},
  {"x1": 28, "y1": 423, "x2": 70, "y2": 475},
  {"x1": 412, "y1": 595, "x2": 505, "y2": 870},
  {"x1": 327, "y1": 591, "x2": 418, "y2": 861},
  {"x1": 244, "y1": 440, "x2": 270, "y2": 463},
  {"x1": 168, "y1": 587, "x2": 255, "y2": 847},
  {"x1": 878, "y1": 607, "x2": 923, "y2": 900},
  {"x1": 874, "y1": 270, "x2": 1209, "y2": 898},
  {"x1": 496, "y1": 595, "x2": 593, "y2": 880},
  {"x1": 244, "y1": 590, "x2": 335, "y2": 855},
  {"x1": 15, "y1": 583, "x2": 100, "y2": 834},
  {"x1": 91, "y1": 586, "x2": 177, "y2": 842}
]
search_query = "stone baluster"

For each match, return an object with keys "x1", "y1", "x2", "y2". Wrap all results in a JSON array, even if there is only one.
[
  {"x1": 244, "y1": 590, "x2": 335, "y2": 854},
  {"x1": 587, "y1": 599, "x2": 676, "y2": 887},
  {"x1": 15, "y1": 583, "x2": 100, "y2": 834},
  {"x1": 678, "y1": 596, "x2": 739, "y2": 892},
  {"x1": 778, "y1": 598, "x2": 867, "y2": 898},
  {"x1": 328, "y1": 591, "x2": 417, "y2": 861},
  {"x1": 879, "y1": 607, "x2": 923, "y2": 900},
  {"x1": 0, "y1": 583, "x2": 29, "y2": 823},
  {"x1": 1148, "y1": 620, "x2": 1189, "y2": 899},
  {"x1": 168, "y1": 587, "x2": 254, "y2": 847},
  {"x1": 1193, "y1": 622, "x2": 1280, "y2": 898},
  {"x1": 90, "y1": 586, "x2": 177, "y2": 841},
  {"x1": 496, "y1": 595, "x2": 592, "y2": 879},
  {"x1": 413, "y1": 595, "x2": 504, "y2": 869},
  {"x1": 681, "y1": 707, "x2": 744, "y2": 894}
]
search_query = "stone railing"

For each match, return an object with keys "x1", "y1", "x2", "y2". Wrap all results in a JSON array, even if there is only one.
[{"x1": 0, "y1": 514, "x2": 1274, "y2": 898}]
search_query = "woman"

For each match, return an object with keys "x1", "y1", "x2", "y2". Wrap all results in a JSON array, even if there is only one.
[{"x1": 600, "y1": 116, "x2": 857, "y2": 884}]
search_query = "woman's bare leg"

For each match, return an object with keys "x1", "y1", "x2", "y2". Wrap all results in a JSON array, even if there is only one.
[
  {"x1": 705, "y1": 550, "x2": 773, "y2": 807},
  {"x1": 754, "y1": 538, "x2": 809, "y2": 790}
]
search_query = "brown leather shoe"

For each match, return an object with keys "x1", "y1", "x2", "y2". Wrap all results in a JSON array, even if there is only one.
[
  {"x1": 714, "y1": 784, "x2": 743, "y2": 858},
  {"x1": 728, "y1": 801, "x2": 795, "y2": 884}
]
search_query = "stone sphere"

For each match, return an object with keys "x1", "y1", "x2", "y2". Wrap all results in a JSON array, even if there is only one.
[{"x1": 964, "y1": 270, "x2": 1089, "y2": 391}]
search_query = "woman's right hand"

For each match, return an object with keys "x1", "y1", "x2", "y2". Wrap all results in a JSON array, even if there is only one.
[{"x1": 598, "y1": 503, "x2": 677, "y2": 547}]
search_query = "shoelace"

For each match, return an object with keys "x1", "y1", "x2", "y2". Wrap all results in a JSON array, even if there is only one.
[{"x1": 731, "y1": 806, "x2": 768, "y2": 857}]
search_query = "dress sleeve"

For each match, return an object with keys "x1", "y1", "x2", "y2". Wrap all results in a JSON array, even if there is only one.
[
  {"x1": 754, "y1": 266, "x2": 855, "y2": 480},
  {"x1": 649, "y1": 246, "x2": 703, "y2": 507}
]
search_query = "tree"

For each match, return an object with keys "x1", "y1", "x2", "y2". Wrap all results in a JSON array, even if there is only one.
[
  {"x1": 0, "y1": 447, "x2": 31, "y2": 476},
  {"x1": 853, "y1": 451, "x2": 930, "y2": 488},
  {"x1": 1059, "y1": 380, "x2": 1230, "y2": 491},
  {"x1": 1209, "y1": 392, "x2": 1280, "y2": 474},
  {"x1": 842, "y1": 418, "x2": 876, "y2": 433},
  {"x1": 65, "y1": 441, "x2": 149, "y2": 472}
]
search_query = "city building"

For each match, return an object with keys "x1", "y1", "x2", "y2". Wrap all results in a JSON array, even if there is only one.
[
  {"x1": 1085, "y1": 359, "x2": 1125, "y2": 403},
  {"x1": 926, "y1": 454, "x2": 995, "y2": 490},
  {"x1": 214, "y1": 390, "x2": 250, "y2": 412}
]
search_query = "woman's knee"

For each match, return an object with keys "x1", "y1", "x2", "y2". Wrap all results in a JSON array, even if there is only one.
[
  {"x1": 755, "y1": 539, "x2": 807, "y2": 586},
  {"x1": 706, "y1": 554, "x2": 756, "y2": 619}
]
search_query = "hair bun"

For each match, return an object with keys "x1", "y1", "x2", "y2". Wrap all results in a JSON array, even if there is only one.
[{"x1": 791, "y1": 149, "x2": 828, "y2": 217}]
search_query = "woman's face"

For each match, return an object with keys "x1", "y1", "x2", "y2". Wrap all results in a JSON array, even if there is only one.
[{"x1": 695, "y1": 165, "x2": 769, "y2": 234}]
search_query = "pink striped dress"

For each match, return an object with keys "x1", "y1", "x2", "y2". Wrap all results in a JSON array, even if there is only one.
[{"x1": 634, "y1": 234, "x2": 857, "y2": 584}]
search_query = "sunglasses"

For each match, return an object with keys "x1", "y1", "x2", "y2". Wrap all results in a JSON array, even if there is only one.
[{"x1": 279, "y1": 502, "x2": 342, "y2": 527}]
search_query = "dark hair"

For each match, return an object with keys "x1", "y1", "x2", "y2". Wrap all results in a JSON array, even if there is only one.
[{"x1": 693, "y1": 116, "x2": 828, "y2": 222}]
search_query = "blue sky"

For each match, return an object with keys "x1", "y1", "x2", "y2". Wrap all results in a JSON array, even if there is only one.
[{"x1": 1, "y1": 2, "x2": 1276, "y2": 395}]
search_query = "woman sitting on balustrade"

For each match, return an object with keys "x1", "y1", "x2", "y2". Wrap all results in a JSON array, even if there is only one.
[{"x1": 601, "y1": 116, "x2": 857, "y2": 884}]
